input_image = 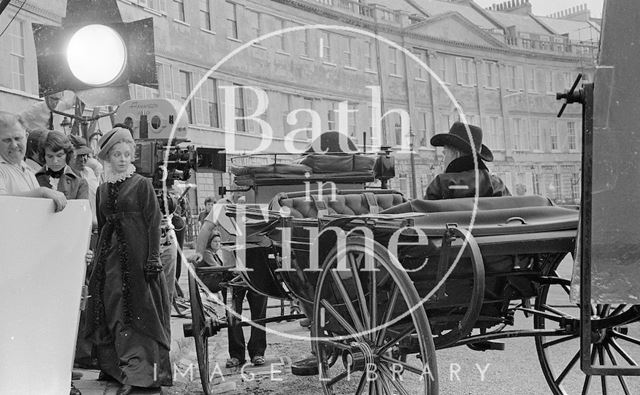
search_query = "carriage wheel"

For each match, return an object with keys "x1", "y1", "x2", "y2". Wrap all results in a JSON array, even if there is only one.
[
  {"x1": 312, "y1": 237, "x2": 438, "y2": 395},
  {"x1": 534, "y1": 271, "x2": 640, "y2": 394},
  {"x1": 186, "y1": 270, "x2": 216, "y2": 395}
]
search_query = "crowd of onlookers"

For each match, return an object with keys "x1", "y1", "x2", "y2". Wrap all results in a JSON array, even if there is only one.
[
  {"x1": 0, "y1": 112, "x2": 184, "y2": 395},
  {"x1": 0, "y1": 109, "x2": 274, "y2": 395}
]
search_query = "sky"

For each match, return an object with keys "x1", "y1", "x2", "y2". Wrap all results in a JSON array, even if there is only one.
[{"x1": 473, "y1": 0, "x2": 604, "y2": 18}]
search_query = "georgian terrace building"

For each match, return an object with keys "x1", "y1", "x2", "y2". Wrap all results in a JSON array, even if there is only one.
[{"x1": 0, "y1": 0, "x2": 598, "y2": 206}]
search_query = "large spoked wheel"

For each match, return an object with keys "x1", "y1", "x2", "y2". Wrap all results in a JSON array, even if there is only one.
[
  {"x1": 534, "y1": 269, "x2": 640, "y2": 394},
  {"x1": 312, "y1": 236, "x2": 438, "y2": 395}
]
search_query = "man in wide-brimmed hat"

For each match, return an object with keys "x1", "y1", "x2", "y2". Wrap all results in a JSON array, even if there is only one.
[{"x1": 424, "y1": 121, "x2": 510, "y2": 199}]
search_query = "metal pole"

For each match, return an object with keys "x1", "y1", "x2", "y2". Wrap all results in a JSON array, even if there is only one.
[
  {"x1": 363, "y1": 130, "x2": 367, "y2": 153},
  {"x1": 410, "y1": 139, "x2": 417, "y2": 198},
  {"x1": 372, "y1": 7, "x2": 387, "y2": 147}
]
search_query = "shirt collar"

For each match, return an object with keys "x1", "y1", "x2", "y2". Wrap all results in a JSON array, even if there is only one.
[
  {"x1": 35, "y1": 165, "x2": 78, "y2": 178},
  {"x1": 0, "y1": 157, "x2": 30, "y2": 172}
]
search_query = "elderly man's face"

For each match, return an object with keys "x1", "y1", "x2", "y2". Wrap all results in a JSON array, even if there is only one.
[
  {"x1": 0, "y1": 121, "x2": 26, "y2": 165},
  {"x1": 71, "y1": 152, "x2": 89, "y2": 173}
]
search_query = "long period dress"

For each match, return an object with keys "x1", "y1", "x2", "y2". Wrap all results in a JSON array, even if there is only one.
[{"x1": 84, "y1": 168, "x2": 171, "y2": 387}]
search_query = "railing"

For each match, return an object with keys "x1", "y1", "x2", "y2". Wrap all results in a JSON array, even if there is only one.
[
  {"x1": 302, "y1": 0, "x2": 393, "y2": 22},
  {"x1": 506, "y1": 34, "x2": 598, "y2": 58}
]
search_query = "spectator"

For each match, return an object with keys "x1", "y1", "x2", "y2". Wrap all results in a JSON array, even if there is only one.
[
  {"x1": 425, "y1": 122, "x2": 510, "y2": 199},
  {"x1": 157, "y1": 180, "x2": 179, "y2": 303},
  {"x1": 0, "y1": 111, "x2": 66, "y2": 210},
  {"x1": 172, "y1": 196, "x2": 187, "y2": 281},
  {"x1": 193, "y1": 199, "x2": 268, "y2": 368},
  {"x1": 35, "y1": 131, "x2": 88, "y2": 200},
  {"x1": 68, "y1": 134, "x2": 100, "y2": 228},
  {"x1": 193, "y1": 231, "x2": 232, "y2": 300},
  {"x1": 25, "y1": 128, "x2": 47, "y2": 173},
  {"x1": 84, "y1": 127, "x2": 171, "y2": 395},
  {"x1": 198, "y1": 196, "x2": 215, "y2": 227}
]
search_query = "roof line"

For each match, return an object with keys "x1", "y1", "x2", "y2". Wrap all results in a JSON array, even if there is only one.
[
  {"x1": 467, "y1": 0, "x2": 507, "y2": 32},
  {"x1": 402, "y1": 0, "x2": 430, "y2": 17},
  {"x1": 528, "y1": 12, "x2": 557, "y2": 35},
  {"x1": 406, "y1": 10, "x2": 509, "y2": 49}
]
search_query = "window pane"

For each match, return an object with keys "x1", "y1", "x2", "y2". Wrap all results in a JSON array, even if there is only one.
[{"x1": 226, "y1": 2, "x2": 238, "y2": 38}]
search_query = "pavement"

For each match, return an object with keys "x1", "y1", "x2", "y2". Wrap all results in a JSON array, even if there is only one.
[{"x1": 73, "y1": 310, "x2": 309, "y2": 395}]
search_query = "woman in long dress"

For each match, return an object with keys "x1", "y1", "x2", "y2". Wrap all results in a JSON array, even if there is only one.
[{"x1": 84, "y1": 127, "x2": 171, "y2": 395}]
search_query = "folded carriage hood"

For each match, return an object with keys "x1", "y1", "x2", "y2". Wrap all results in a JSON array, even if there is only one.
[{"x1": 379, "y1": 195, "x2": 579, "y2": 237}]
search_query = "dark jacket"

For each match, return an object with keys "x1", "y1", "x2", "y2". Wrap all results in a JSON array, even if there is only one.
[
  {"x1": 425, "y1": 156, "x2": 511, "y2": 200},
  {"x1": 35, "y1": 165, "x2": 89, "y2": 200}
]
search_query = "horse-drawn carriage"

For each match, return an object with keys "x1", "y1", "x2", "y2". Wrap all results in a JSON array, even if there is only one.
[
  {"x1": 182, "y1": 2, "x2": 640, "y2": 393},
  {"x1": 182, "y1": 135, "x2": 640, "y2": 395},
  {"x1": 185, "y1": 175, "x2": 640, "y2": 394}
]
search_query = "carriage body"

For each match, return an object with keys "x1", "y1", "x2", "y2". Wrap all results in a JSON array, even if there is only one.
[
  {"x1": 261, "y1": 191, "x2": 578, "y2": 344},
  {"x1": 227, "y1": 188, "x2": 621, "y2": 395}
]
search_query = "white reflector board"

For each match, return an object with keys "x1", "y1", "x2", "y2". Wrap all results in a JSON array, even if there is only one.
[{"x1": 0, "y1": 197, "x2": 91, "y2": 395}]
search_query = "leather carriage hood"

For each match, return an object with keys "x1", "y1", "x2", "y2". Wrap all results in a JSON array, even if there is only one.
[
  {"x1": 380, "y1": 195, "x2": 578, "y2": 236},
  {"x1": 380, "y1": 195, "x2": 554, "y2": 214}
]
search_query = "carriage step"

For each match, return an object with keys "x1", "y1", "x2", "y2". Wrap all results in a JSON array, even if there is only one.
[
  {"x1": 291, "y1": 356, "x2": 319, "y2": 376},
  {"x1": 466, "y1": 340, "x2": 505, "y2": 352}
]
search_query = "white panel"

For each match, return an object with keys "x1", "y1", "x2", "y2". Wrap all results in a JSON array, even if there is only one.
[{"x1": 0, "y1": 197, "x2": 91, "y2": 395}]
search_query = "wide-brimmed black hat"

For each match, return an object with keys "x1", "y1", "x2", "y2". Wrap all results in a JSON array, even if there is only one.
[{"x1": 430, "y1": 121, "x2": 493, "y2": 162}]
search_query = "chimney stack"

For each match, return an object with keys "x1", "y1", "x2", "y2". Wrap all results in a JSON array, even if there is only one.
[
  {"x1": 495, "y1": 0, "x2": 531, "y2": 15},
  {"x1": 553, "y1": 3, "x2": 591, "y2": 21}
]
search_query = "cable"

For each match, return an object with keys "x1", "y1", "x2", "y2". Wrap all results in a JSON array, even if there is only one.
[{"x1": 0, "y1": 0, "x2": 27, "y2": 39}]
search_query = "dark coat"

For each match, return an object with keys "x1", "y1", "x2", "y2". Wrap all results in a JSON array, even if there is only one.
[
  {"x1": 425, "y1": 156, "x2": 511, "y2": 200},
  {"x1": 35, "y1": 165, "x2": 88, "y2": 200},
  {"x1": 85, "y1": 173, "x2": 169, "y2": 348}
]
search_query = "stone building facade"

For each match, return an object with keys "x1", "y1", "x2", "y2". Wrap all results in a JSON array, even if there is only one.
[{"x1": 0, "y1": 0, "x2": 599, "y2": 207}]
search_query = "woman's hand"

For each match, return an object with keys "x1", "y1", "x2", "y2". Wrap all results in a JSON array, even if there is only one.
[{"x1": 144, "y1": 261, "x2": 163, "y2": 282}]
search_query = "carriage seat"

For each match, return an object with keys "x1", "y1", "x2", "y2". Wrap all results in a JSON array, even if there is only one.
[
  {"x1": 380, "y1": 195, "x2": 554, "y2": 214},
  {"x1": 270, "y1": 190, "x2": 406, "y2": 219}
]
